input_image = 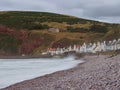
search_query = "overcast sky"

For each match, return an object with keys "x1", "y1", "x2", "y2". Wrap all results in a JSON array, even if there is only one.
[{"x1": 0, "y1": 0, "x2": 120, "y2": 23}]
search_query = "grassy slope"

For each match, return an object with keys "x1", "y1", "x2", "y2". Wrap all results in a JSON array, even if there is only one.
[
  {"x1": 0, "y1": 11, "x2": 120, "y2": 55},
  {"x1": 0, "y1": 11, "x2": 116, "y2": 30}
]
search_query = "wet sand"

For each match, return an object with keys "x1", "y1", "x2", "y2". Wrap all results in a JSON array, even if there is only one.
[{"x1": 1, "y1": 55, "x2": 120, "y2": 90}]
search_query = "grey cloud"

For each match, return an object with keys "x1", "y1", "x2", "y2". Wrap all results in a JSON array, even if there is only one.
[{"x1": 83, "y1": 1, "x2": 120, "y2": 17}]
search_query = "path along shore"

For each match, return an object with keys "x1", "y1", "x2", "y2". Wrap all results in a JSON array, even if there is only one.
[{"x1": 1, "y1": 55, "x2": 120, "y2": 90}]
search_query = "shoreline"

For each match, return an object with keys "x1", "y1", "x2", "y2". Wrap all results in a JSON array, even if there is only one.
[
  {"x1": 0, "y1": 49, "x2": 119, "y2": 59},
  {"x1": 1, "y1": 55, "x2": 120, "y2": 90},
  {"x1": 0, "y1": 55, "x2": 53, "y2": 59},
  {"x1": 0, "y1": 56, "x2": 83, "y2": 89}
]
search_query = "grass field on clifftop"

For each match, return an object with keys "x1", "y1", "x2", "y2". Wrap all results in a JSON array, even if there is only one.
[{"x1": 0, "y1": 11, "x2": 120, "y2": 55}]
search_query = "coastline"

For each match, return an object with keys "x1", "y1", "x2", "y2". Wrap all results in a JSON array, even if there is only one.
[
  {"x1": 1, "y1": 55, "x2": 120, "y2": 90},
  {"x1": 0, "y1": 53, "x2": 74, "y2": 59},
  {"x1": 0, "y1": 56, "x2": 82, "y2": 89},
  {"x1": 0, "y1": 55, "x2": 53, "y2": 59}
]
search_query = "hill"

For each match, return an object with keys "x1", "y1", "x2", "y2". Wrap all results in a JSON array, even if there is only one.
[{"x1": 0, "y1": 11, "x2": 120, "y2": 56}]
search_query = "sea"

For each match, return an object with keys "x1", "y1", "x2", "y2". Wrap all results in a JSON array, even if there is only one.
[{"x1": 0, "y1": 56, "x2": 83, "y2": 89}]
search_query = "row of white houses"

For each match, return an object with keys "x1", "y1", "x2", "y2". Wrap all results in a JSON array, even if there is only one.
[{"x1": 42, "y1": 39, "x2": 120, "y2": 55}]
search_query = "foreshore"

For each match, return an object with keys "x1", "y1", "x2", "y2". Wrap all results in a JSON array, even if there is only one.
[
  {"x1": 0, "y1": 55, "x2": 53, "y2": 59},
  {"x1": 1, "y1": 55, "x2": 120, "y2": 90}
]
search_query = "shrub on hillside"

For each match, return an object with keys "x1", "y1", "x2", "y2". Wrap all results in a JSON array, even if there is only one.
[
  {"x1": 28, "y1": 24, "x2": 49, "y2": 30},
  {"x1": 67, "y1": 26, "x2": 89, "y2": 33},
  {"x1": 89, "y1": 24, "x2": 108, "y2": 33},
  {"x1": 104, "y1": 29, "x2": 120, "y2": 40},
  {"x1": 52, "y1": 38, "x2": 72, "y2": 48}
]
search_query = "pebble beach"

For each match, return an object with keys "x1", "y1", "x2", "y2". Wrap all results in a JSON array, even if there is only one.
[{"x1": 1, "y1": 55, "x2": 120, "y2": 90}]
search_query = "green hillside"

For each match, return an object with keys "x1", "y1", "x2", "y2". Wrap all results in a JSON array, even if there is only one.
[
  {"x1": 0, "y1": 11, "x2": 120, "y2": 56},
  {"x1": 0, "y1": 11, "x2": 97, "y2": 29},
  {"x1": 0, "y1": 11, "x2": 117, "y2": 31}
]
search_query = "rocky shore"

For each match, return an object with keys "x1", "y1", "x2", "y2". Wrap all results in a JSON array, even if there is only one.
[{"x1": 1, "y1": 55, "x2": 120, "y2": 90}]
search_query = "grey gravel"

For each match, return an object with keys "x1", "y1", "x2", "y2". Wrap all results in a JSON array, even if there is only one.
[{"x1": 1, "y1": 55, "x2": 120, "y2": 90}]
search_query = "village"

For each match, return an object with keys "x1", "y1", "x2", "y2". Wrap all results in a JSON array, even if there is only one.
[{"x1": 42, "y1": 39, "x2": 120, "y2": 56}]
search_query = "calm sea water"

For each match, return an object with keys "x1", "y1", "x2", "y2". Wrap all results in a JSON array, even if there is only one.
[{"x1": 0, "y1": 56, "x2": 83, "y2": 89}]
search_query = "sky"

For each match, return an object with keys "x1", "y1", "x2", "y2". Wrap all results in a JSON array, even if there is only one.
[{"x1": 0, "y1": 0, "x2": 120, "y2": 23}]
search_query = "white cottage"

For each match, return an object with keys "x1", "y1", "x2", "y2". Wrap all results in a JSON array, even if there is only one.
[
  {"x1": 91, "y1": 43, "x2": 96, "y2": 53},
  {"x1": 81, "y1": 43, "x2": 87, "y2": 53},
  {"x1": 111, "y1": 39, "x2": 117, "y2": 50},
  {"x1": 101, "y1": 41, "x2": 107, "y2": 51},
  {"x1": 59, "y1": 48, "x2": 63, "y2": 54},
  {"x1": 48, "y1": 48, "x2": 57, "y2": 55},
  {"x1": 86, "y1": 43, "x2": 93, "y2": 53},
  {"x1": 93, "y1": 42, "x2": 102, "y2": 53},
  {"x1": 76, "y1": 45, "x2": 81, "y2": 53},
  {"x1": 68, "y1": 45, "x2": 72, "y2": 51},
  {"x1": 80, "y1": 46, "x2": 84, "y2": 53},
  {"x1": 116, "y1": 39, "x2": 120, "y2": 50},
  {"x1": 55, "y1": 48, "x2": 61, "y2": 54},
  {"x1": 73, "y1": 44, "x2": 77, "y2": 51},
  {"x1": 106, "y1": 41, "x2": 113, "y2": 51}
]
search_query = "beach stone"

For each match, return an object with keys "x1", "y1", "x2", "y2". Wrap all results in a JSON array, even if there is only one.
[{"x1": 1, "y1": 55, "x2": 120, "y2": 90}]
